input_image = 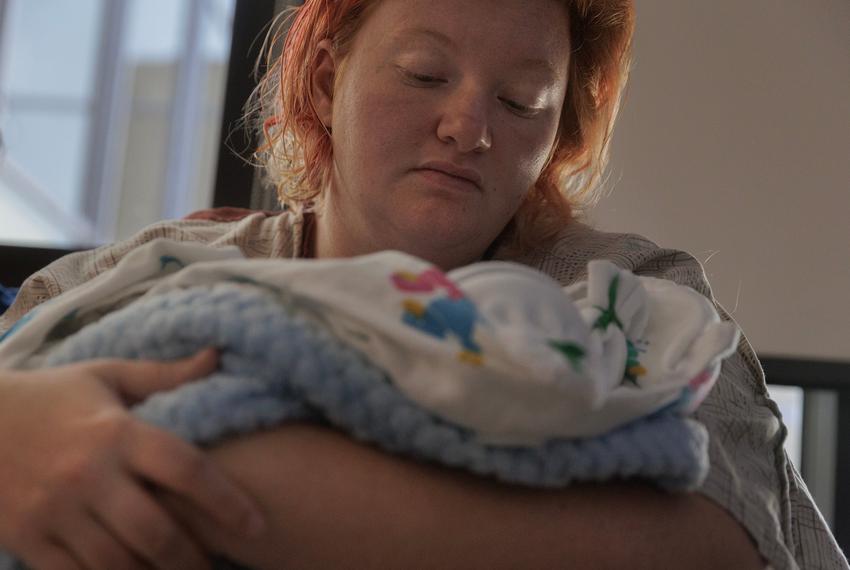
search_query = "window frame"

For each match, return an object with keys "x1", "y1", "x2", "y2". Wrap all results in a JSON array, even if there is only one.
[
  {"x1": 762, "y1": 356, "x2": 850, "y2": 551},
  {"x1": 0, "y1": 0, "x2": 275, "y2": 281}
]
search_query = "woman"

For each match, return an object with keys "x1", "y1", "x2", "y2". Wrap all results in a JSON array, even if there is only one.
[{"x1": 0, "y1": 0, "x2": 844, "y2": 568}]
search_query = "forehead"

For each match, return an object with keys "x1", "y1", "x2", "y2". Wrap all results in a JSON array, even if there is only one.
[{"x1": 357, "y1": 0, "x2": 571, "y2": 71}]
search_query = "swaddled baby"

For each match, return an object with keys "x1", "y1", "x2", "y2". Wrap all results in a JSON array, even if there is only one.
[
  {"x1": 0, "y1": 239, "x2": 737, "y2": 445},
  {"x1": 0, "y1": 239, "x2": 738, "y2": 502}
]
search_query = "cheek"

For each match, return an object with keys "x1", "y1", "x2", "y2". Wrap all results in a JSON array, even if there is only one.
[
  {"x1": 338, "y1": 78, "x2": 431, "y2": 170},
  {"x1": 508, "y1": 123, "x2": 559, "y2": 184},
  {"x1": 491, "y1": 126, "x2": 554, "y2": 212}
]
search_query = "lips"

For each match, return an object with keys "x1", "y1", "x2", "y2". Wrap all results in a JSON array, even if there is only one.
[
  {"x1": 416, "y1": 170, "x2": 480, "y2": 194},
  {"x1": 416, "y1": 161, "x2": 483, "y2": 190}
]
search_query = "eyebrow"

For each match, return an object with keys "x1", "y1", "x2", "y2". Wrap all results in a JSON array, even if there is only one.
[
  {"x1": 398, "y1": 27, "x2": 562, "y2": 79},
  {"x1": 402, "y1": 27, "x2": 457, "y2": 48}
]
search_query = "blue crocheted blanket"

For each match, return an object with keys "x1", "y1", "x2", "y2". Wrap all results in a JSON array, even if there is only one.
[
  {"x1": 50, "y1": 281, "x2": 709, "y2": 488},
  {"x1": 0, "y1": 281, "x2": 709, "y2": 570}
]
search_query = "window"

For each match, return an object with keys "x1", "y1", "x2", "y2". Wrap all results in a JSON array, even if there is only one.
[
  {"x1": 0, "y1": 0, "x2": 237, "y2": 248},
  {"x1": 768, "y1": 384, "x2": 804, "y2": 469}
]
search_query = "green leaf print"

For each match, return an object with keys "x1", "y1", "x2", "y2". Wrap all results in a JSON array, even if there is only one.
[{"x1": 548, "y1": 340, "x2": 586, "y2": 373}]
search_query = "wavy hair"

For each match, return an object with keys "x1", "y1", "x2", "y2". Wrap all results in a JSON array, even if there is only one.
[{"x1": 247, "y1": 0, "x2": 635, "y2": 250}]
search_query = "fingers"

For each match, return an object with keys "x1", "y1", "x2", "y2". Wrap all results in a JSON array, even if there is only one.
[
  {"x1": 94, "y1": 474, "x2": 210, "y2": 570},
  {"x1": 19, "y1": 538, "x2": 84, "y2": 570},
  {"x1": 60, "y1": 509, "x2": 147, "y2": 570},
  {"x1": 127, "y1": 422, "x2": 265, "y2": 539},
  {"x1": 95, "y1": 348, "x2": 219, "y2": 404}
]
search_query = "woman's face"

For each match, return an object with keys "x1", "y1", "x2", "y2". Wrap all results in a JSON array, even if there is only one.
[{"x1": 316, "y1": 0, "x2": 571, "y2": 268}]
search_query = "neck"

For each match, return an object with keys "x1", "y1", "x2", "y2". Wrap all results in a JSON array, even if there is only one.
[{"x1": 313, "y1": 207, "x2": 490, "y2": 271}]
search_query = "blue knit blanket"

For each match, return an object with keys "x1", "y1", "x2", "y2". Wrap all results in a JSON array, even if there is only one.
[
  {"x1": 49, "y1": 280, "x2": 709, "y2": 488},
  {"x1": 0, "y1": 281, "x2": 709, "y2": 569}
]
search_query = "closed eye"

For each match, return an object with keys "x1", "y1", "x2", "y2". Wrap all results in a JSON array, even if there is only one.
[
  {"x1": 397, "y1": 66, "x2": 446, "y2": 86},
  {"x1": 397, "y1": 65, "x2": 543, "y2": 118},
  {"x1": 499, "y1": 97, "x2": 541, "y2": 118}
]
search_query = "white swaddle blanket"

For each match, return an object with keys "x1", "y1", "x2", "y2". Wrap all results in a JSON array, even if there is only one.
[{"x1": 0, "y1": 239, "x2": 738, "y2": 446}]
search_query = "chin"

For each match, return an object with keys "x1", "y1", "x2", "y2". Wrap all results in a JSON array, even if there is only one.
[
  {"x1": 392, "y1": 223, "x2": 488, "y2": 270},
  {"x1": 401, "y1": 208, "x2": 474, "y2": 239},
  {"x1": 372, "y1": 192, "x2": 495, "y2": 261}
]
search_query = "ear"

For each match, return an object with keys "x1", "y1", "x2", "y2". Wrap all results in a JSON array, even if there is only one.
[{"x1": 311, "y1": 39, "x2": 337, "y2": 131}]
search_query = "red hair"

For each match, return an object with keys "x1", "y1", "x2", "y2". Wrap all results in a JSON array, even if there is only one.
[{"x1": 248, "y1": 0, "x2": 635, "y2": 250}]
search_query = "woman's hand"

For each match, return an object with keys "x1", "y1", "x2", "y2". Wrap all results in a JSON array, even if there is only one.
[{"x1": 0, "y1": 349, "x2": 265, "y2": 570}]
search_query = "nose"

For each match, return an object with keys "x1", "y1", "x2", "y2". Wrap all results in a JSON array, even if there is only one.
[{"x1": 436, "y1": 86, "x2": 492, "y2": 154}]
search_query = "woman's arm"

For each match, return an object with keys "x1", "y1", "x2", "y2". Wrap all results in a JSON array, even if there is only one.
[{"x1": 166, "y1": 424, "x2": 765, "y2": 570}]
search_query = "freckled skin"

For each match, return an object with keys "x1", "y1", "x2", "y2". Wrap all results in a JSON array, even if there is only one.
[{"x1": 314, "y1": 0, "x2": 571, "y2": 270}]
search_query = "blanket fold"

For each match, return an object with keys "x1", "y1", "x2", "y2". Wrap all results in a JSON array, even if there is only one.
[{"x1": 43, "y1": 281, "x2": 709, "y2": 490}]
